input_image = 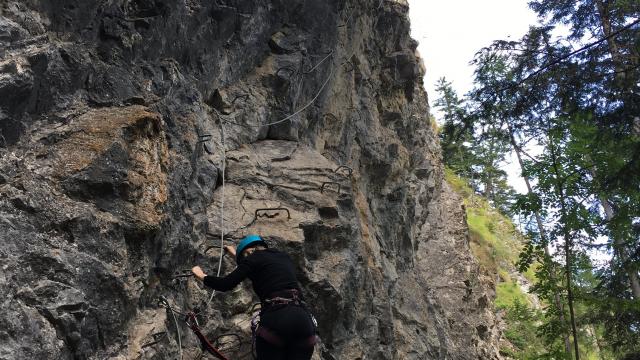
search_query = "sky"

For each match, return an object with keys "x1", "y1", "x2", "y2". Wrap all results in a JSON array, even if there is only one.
[
  {"x1": 406, "y1": 2, "x2": 613, "y2": 263},
  {"x1": 407, "y1": 0, "x2": 539, "y2": 194},
  {"x1": 407, "y1": 0, "x2": 538, "y2": 107}
]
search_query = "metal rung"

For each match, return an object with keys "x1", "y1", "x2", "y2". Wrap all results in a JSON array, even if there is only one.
[
  {"x1": 276, "y1": 66, "x2": 297, "y2": 78},
  {"x1": 197, "y1": 133, "x2": 215, "y2": 154},
  {"x1": 255, "y1": 207, "x2": 291, "y2": 219},
  {"x1": 240, "y1": 207, "x2": 292, "y2": 229},
  {"x1": 334, "y1": 165, "x2": 353, "y2": 177},
  {"x1": 172, "y1": 269, "x2": 194, "y2": 279},
  {"x1": 231, "y1": 94, "x2": 249, "y2": 105},
  {"x1": 321, "y1": 182, "x2": 341, "y2": 194},
  {"x1": 197, "y1": 134, "x2": 212, "y2": 143},
  {"x1": 342, "y1": 60, "x2": 355, "y2": 72},
  {"x1": 322, "y1": 113, "x2": 338, "y2": 122},
  {"x1": 322, "y1": 148, "x2": 346, "y2": 164}
]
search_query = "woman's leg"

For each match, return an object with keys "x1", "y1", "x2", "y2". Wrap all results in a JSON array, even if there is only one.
[
  {"x1": 256, "y1": 336, "x2": 285, "y2": 360},
  {"x1": 260, "y1": 306, "x2": 316, "y2": 359},
  {"x1": 285, "y1": 345, "x2": 314, "y2": 360}
]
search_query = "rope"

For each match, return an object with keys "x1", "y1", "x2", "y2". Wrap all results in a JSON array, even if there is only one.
[
  {"x1": 169, "y1": 304, "x2": 182, "y2": 360},
  {"x1": 159, "y1": 297, "x2": 183, "y2": 360},
  {"x1": 201, "y1": 50, "x2": 337, "y2": 307},
  {"x1": 206, "y1": 118, "x2": 227, "y2": 307},
  {"x1": 219, "y1": 53, "x2": 335, "y2": 129},
  {"x1": 302, "y1": 50, "x2": 334, "y2": 74},
  {"x1": 173, "y1": 35, "x2": 339, "y2": 359}
]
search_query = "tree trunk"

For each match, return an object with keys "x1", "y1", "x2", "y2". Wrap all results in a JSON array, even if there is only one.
[
  {"x1": 595, "y1": 0, "x2": 627, "y2": 85},
  {"x1": 584, "y1": 159, "x2": 640, "y2": 299},
  {"x1": 600, "y1": 198, "x2": 640, "y2": 299},
  {"x1": 562, "y1": 225, "x2": 580, "y2": 360},
  {"x1": 508, "y1": 126, "x2": 573, "y2": 356},
  {"x1": 548, "y1": 135, "x2": 580, "y2": 360},
  {"x1": 595, "y1": 0, "x2": 639, "y2": 137},
  {"x1": 592, "y1": 3, "x2": 640, "y2": 293},
  {"x1": 589, "y1": 324, "x2": 605, "y2": 360}
]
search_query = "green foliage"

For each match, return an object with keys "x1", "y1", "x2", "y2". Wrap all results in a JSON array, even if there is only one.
[
  {"x1": 436, "y1": 78, "x2": 476, "y2": 177},
  {"x1": 446, "y1": 169, "x2": 524, "y2": 274},
  {"x1": 583, "y1": 268, "x2": 640, "y2": 356},
  {"x1": 460, "y1": 1, "x2": 640, "y2": 357},
  {"x1": 435, "y1": 79, "x2": 517, "y2": 215},
  {"x1": 440, "y1": 2, "x2": 639, "y2": 357},
  {"x1": 502, "y1": 300, "x2": 552, "y2": 359},
  {"x1": 444, "y1": 167, "x2": 473, "y2": 197},
  {"x1": 446, "y1": 170, "x2": 552, "y2": 359},
  {"x1": 496, "y1": 281, "x2": 530, "y2": 309}
]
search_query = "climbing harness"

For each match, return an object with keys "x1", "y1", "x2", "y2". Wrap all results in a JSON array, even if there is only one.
[
  {"x1": 158, "y1": 296, "x2": 242, "y2": 360},
  {"x1": 251, "y1": 289, "x2": 320, "y2": 351},
  {"x1": 185, "y1": 312, "x2": 231, "y2": 360}
]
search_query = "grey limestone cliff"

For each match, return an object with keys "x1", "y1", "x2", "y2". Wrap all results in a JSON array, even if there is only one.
[{"x1": 0, "y1": 0, "x2": 502, "y2": 359}]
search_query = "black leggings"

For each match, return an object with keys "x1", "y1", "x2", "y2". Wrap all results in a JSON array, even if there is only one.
[
  {"x1": 256, "y1": 305, "x2": 315, "y2": 360},
  {"x1": 256, "y1": 337, "x2": 314, "y2": 360}
]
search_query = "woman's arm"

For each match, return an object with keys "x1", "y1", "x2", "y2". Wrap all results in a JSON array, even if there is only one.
[{"x1": 192, "y1": 263, "x2": 251, "y2": 292}]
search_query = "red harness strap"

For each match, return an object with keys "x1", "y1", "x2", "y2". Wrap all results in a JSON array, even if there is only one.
[{"x1": 185, "y1": 312, "x2": 229, "y2": 360}]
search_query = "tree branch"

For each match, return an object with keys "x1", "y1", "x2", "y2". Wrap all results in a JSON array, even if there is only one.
[{"x1": 501, "y1": 18, "x2": 640, "y2": 92}]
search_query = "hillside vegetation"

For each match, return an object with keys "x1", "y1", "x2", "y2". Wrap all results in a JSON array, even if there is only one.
[
  {"x1": 435, "y1": 1, "x2": 640, "y2": 358},
  {"x1": 445, "y1": 169, "x2": 548, "y2": 358},
  {"x1": 446, "y1": 169, "x2": 531, "y2": 304},
  {"x1": 446, "y1": 169, "x2": 611, "y2": 359}
]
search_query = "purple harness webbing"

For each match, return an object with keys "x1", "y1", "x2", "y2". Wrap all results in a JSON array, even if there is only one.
[{"x1": 186, "y1": 312, "x2": 229, "y2": 360}]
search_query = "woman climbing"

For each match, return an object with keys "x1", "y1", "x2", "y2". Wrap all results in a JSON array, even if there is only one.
[{"x1": 192, "y1": 234, "x2": 318, "y2": 360}]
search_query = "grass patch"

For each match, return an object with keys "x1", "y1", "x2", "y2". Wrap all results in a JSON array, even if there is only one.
[
  {"x1": 445, "y1": 167, "x2": 536, "y2": 309},
  {"x1": 444, "y1": 167, "x2": 473, "y2": 197},
  {"x1": 523, "y1": 263, "x2": 538, "y2": 284},
  {"x1": 496, "y1": 280, "x2": 530, "y2": 309},
  {"x1": 464, "y1": 191, "x2": 523, "y2": 273}
]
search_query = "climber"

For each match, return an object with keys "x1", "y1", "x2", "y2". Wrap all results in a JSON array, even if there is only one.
[{"x1": 192, "y1": 234, "x2": 318, "y2": 360}]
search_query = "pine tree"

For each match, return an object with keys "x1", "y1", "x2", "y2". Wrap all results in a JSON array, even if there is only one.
[
  {"x1": 434, "y1": 77, "x2": 475, "y2": 178},
  {"x1": 465, "y1": 1, "x2": 640, "y2": 357},
  {"x1": 434, "y1": 77, "x2": 516, "y2": 213}
]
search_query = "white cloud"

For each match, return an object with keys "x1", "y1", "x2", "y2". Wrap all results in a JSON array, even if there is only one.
[
  {"x1": 408, "y1": 0, "x2": 539, "y2": 194},
  {"x1": 408, "y1": 0, "x2": 538, "y2": 109}
]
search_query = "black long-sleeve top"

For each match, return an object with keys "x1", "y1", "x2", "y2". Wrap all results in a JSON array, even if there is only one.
[{"x1": 203, "y1": 248, "x2": 301, "y2": 301}]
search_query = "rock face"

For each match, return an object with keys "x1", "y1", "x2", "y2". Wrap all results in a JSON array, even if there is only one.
[{"x1": 0, "y1": 1, "x2": 502, "y2": 359}]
